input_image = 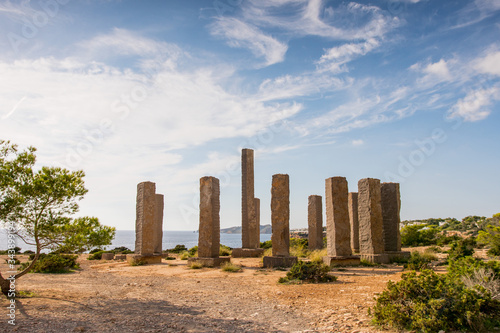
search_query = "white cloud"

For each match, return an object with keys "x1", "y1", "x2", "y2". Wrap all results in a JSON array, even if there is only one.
[
  {"x1": 210, "y1": 18, "x2": 288, "y2": 66},
  {"x1": 474, "y1": 50, "x2": 500, "y2": 76},
  {"x1": 352, "y1": 139, "x2": 364, "y2": 146},
  {"x1": 243, "y1": 0, "x2": 399, "y2": 40},
  {"x1": 317, "y1": 38, "x2": 380, "y2": 73},
  {"x1": 411, "y1": 58, "x2": 454, "y2": 86},
  {"x1": 448, "y1": 87, "x2": 499, "y2": 122}
]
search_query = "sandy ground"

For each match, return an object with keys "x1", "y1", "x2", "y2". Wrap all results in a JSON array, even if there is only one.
[{"x1": 0, "y1": 254, "x2": 411, "y2": 333}]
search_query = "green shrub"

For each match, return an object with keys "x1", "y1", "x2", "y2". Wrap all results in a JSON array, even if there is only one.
[
  {"x1": 110, "y1": 246, "x2": 133, "y2": 254},
  {"x1": 260, "y1": 240, "x2": 272, "y2": 249},
  {"x1": 87, "y1": 250, "x2": 113, "y2": 260},
  {"x1": 278, "y1": 261, "x2": 336, "y2": 284},
  {"x1": 18, "y1": 254, "x2": 79, "y2": 273},
  {"x1": 308, "y1": 249, "x2": 327, "y2": 263},
  {"x1": 436, "y1": 234, "x2": 461, "y2": 246},
  {"x1": 0, "y1": 247, "x2": 21, "y2": 255},
  {"x1": 180, "y1": 251, "x2": 191, "y2": 260},
  {"x1": 221, "y1": 262, "x2": 242, "y2": 272},
  {"x1": 189, "y1": 262, "x2": 203, "y2": 269},
  {"x1": 447, "y1": 238, "x2": 475, "y2": 262},
  {"x1": 290, "y1": 238, "x2": 309, "y2": 258},
  {"x1": 372, "y1": 269, "x2": 500, "y2": 332},
  {"x1": 404, "y1": 251, "x2": 436, "y2": 271},
  {"x1": 219, "y1": 244, "x2": 232, "y2": 256},
  {"x1": 426, "y1": 245, "x2": 444, "y2": 253},
  {"x1": 478, "y1": 224, "x2": 500, "y2": 257},
  {"x1": 89, "y1": 248, "x2": 101, "y2": 254},
  {"x1": 23, "y1": 250, "x2": 35, "y2": 254},
  {"x1": 5, "y1": 257, "x2": 21, "y2": 265},
  {"x1": 401, "y1": 224, "x2": 439, "y2": 247},
  {"x1": 168, "y1": 244, "x2": 188, "y2": 253},
  {"x1": 360, "y1": 259, "x2": 377, "y2": 267},
  {"x1": 188, "y1": 246, "x2": 198, "y2": 256},
  {"x1": 448, "y1": 256, "x2": 500, "y2": 279}
]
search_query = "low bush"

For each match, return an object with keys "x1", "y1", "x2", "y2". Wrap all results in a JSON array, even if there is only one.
[
  {"x1": 308, "y1": 249, "x2": 327, "y2": 263},
  {"x1": 18, "y1": 254, "x2": 79, "y2": 273},
  {"x1": 290, "y1": 238, "x2": 309, "y2": 258},
  {"x1": 404, "y1": 251, "x2": 436, "y2": 271},
  {"x1": 110, "y1": 246, "x2": 134, "y2": 254},
  {"x1": 360, "y1": 259, "x2": 378, "y2": 267},
  {"x1": 87, "y1": 250, "x2": 113, "y2": 260},
  {"x1": 168, "y1": 244, "x2": 188, "y2": 253},
  {"x1": 180, "y1": 251, "x2": 191, "y2": 260},
  {"x1": 219, "y1": 244, "x2": 232, "y2": 256},
  {"x1": 221, "y1": 262, "x2": 242, "y2": 272},
  {"x1": 0, "y1": 247, "x2": 21, "y2": 255},
  {"x1": 188, "y1": 246, "x2": 198, "y2": 256},
  {"x1": 278, "y1": 261, "x2": 336, "y2": 284},
  {"x1": 189, "y1": 262, "x2": 203, "y2": 269},
  {"x1": 260, "y1": 240, "x2": 272, "y2": 249},
  {"x1": 447, "y1": 238, "x2": 475, "y2": 262},
  {"x1": 371, "y1": 269, "x2": 500, "y2": 332}
]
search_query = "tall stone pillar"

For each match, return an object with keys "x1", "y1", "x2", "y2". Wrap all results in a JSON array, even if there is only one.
[
  {"x1": 263, "y1": 174, "x2": 297, "y2": 267},
  {"x1": 308, "y1": 195, "x2": 323, "y2": 250},
  {"x1": 241, "y1": 148, "x2": 257, "y2": 248},
  {"x1": 232, "y1": 149, "x2": 264, "y2": 257},
  {"x1": 134, "y1": 181, "x2": 156, "y2": 255},
  {"x1": 348, "y1": 192, "x2": 359, "y2": 253},
  {"x1": 358, "y1": 178, "x2": 388, "y2": 263},
  {"x1": 189, "y1": 176, "x2": 230, "y2": 267},
  {"x1": 154, "y1": 194, "x2": 164, "y2": 254},
  {"x1": 381, "y1": 182, "x2": 410, "y2": 261},
  {"x1": 127, "y1": 181, "x2": 162, "y2": 265},
  {"x1": 323, "y1": 177, "x2": 359, "y2": 266}
]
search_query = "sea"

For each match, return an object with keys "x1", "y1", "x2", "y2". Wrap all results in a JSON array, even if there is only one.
[{"x1": 1, "y1": 230, "x2": 272, "y2": 252}]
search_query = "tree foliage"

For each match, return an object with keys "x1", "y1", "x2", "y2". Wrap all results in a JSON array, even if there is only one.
[{"x1": 0, "y1": 140, "x2": 115, "y2": 296}]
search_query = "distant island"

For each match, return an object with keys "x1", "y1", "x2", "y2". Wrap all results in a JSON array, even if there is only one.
[{"x1": 221, "y1": 224, "x2": 272, "y2": 234}]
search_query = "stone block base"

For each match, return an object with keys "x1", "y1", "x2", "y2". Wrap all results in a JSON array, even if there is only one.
[
  {"x1": 126, "y1": 254, "x2": 162, "y2": 265},
  {"x1": 263, "y1": 256, "x2": 298, "y2": 268},
  {"x1": 101, "y1": 253, "x2": 115, "y2": 260},
  {"x1": 386, "y1": 251, "x2": 411, "y2": 262},
  {"x1": 114, "y1": 254, "x2": 126, "y2": 260},
  {"x1": 360, "y1": 253, "x2": 390, "y2": 264},
  {"x1": 231, "y1": 248, "x2": 265, "y2": 258},
  {"x1": 322, "y1": 255, "x2": 361, "y2": 267},
  {"x1": 188, "y1": 257, "x2": 231, "y2": 268}
]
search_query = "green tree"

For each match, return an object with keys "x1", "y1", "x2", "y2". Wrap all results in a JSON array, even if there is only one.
[
  {"x1": 401, "y1": 224, "x2": 439, "y2": 247},
  {"x1": 0, "y1": 140, "x2": 115, "y2": 296},
  {"x1": 477, "y1": 222, "x2": 500, "y2": 256}
]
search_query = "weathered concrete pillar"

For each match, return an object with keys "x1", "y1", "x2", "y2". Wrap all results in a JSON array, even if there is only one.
[
  {"x1": 358, "y1": 178, "x2": 388, "y2": 263},
  {"x1": 254, "y1": 197, "x2": 260, "y2": 237},
  {"x1": 242, "y1": 148, "x2": 257, "y2": 249},
  {"x1": 348, "y1": 192, "x2": 359, "y2": 253},
  {"x1": 308, "y1": 195, "x2": 323, "y2": 250},
  {"x1": 323, "y1": 177, "x2": 359, "y2": 266},
  {"x1": 127, "y1": 181, "x2": 162, "y2": 265},
  {"x1": 232, "y1": 150, "x2": 264, "y2": 258},
  {"x1": 381, "y1": 183, "x2": 410, "y2": 261},
  {"x1": 154, "y1": 194, "x2": 164, "y2": 254},
  {"x1": 134, "y1": 181, "x2": 156, "y2": 255},
  {"x1": 198, "y1": 176, "x2": 221, "y2": 258},
  {"x1": 263, "y1": 174, "x2": 297, "y2": 267},
  {"x1": 189, "y1": 176, "x2": 230, "y2": 267}
]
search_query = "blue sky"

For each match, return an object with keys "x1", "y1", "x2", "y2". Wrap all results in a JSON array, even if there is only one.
[{"x1": 0, "y1": 0, "x2": 499, "y2": 231}]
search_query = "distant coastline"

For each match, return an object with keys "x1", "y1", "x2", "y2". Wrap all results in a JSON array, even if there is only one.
[{"x1": 220, "y1": 224, "x2": 272, "y2": 234}]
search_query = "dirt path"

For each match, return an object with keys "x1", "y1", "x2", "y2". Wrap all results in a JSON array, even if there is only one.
[{"x1": 1, "y1": 255, "x2": 403, "y2": 333}]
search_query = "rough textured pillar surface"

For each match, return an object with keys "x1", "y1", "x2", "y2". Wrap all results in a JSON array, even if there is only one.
[
  {"x1": 135, "y1": 181, "x2": 156, "y2": 255},
  {"x1": 242, "y1": 148, "x2": 258, "y2": 249},
  {"x1": 254, "y1": 197, "x2": 260, "y2": 238},
  {"x1": 325, "y1": 177, "x2": 352, "y2": 257},
  {"x1": 348, "y1": 192, "x2": 359, "y2": 253},
  {"x1": 271, "y1": 174, "x2": 290, "y2": 256},
  {"x1": 198, "y1": 177, "x2": 220, "y2": 258},
  {"x1": 381, "y1": 182, "x2": 401, "y2": 252},
  {"x1": 154, "y1": 194, "x2": 164, "y2": 254},
  {"x1": 308, "y1": 195, "x2": 323, "y2": 250},
  {"x1": 358, "y1": 178, "x2": 384, "y2": 254}
]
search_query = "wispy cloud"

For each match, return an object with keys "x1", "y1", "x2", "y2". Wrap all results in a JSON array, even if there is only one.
[
  {"x1": 317, "y1": 38, "x2": 380, "y2": 73},
  {"x1": 209, "y1": 18, "x2": 288, "y2": 67},
  {"x1": 473, "y1": 49, "x2": 500, "y2": 76},
  {"x1": 448, "y1": 87, "x2": 499, "y2": 122}
]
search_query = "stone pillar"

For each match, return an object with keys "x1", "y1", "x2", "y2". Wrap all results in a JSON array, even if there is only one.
[
  {"x1": 127, "y1": 181, "x2": 162, "y2": 265},
  {"x1": 198, "y1": 176, "x2": 221, "y2": 258},
  {"x1": 381, "y1": 183, "x2": 410, "y2": 261},
  {"x1": 308, "y1": 195, "x2": 323, "y2": 250},
  {"x1": 348, "y1": 192, "x2": 359, "y2": 253},
  {"x1": 254, "y1": 197, "x2": 260, "y2": 237},
  {"x1": 154, "y1": 194, "x2": 164, "y2": 254},
  {"x1": 241, "y1": 148, "x2": 257, "y2": 249},
  {"x1": 232, "y1": 150, "x2": 265, "y2": 258},
  {"x1": 189, "y1": 176, "x2": 230, "y2": 267},
  {"x1": 323, "y1": 177, "x2": 359, "y2": 266},
  {"x1": 358, "y1": 178, "x2": 389, "y2": 263},
  {"x1": 263, "y1": 174, "x2": 297, "y2": 267},
  {"x1": 134, "y1": 181, "x2": 156, "y2": 256}
]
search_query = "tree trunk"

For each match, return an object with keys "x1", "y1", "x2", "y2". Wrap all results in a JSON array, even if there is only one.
[{"x1": 0, "y1": 272, "x2": 12, "y2": 297}]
